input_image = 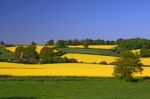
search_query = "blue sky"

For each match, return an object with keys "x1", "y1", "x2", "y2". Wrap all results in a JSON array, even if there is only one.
[{"x1": 0, "y1": 0, "x2": 150, "y2": 44}]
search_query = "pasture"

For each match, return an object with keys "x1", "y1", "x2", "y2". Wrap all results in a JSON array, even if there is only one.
[{"x1": 0, "y1": 77, "x2": 150, "y2": 99}]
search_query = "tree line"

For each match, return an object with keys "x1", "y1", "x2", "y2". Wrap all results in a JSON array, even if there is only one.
[{"x1": 15, "y1": 45, "x2": 78, "y2": 64}]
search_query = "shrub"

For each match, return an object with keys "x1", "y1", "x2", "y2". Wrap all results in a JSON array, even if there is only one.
[
  {"x1": 67, "y1": 58, "x2": 78, "y2": 63},
  {"x1": 109, "y1": 61, "x2": 117, "y2": 65},
  {"x1": 99, "y1": 61, "x2": 108, "y2": 65}
]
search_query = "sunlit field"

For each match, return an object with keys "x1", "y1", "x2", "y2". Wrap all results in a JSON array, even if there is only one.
[
  {"x1": 69, "y1": 45, "x2": 117, "y2": 49},
  {"x1": 6, "y1": 45, "x2": 116, "y2": 53},
  {"x1": 63, "y1": 53, "x2": 117, "y2": 63},
  {"x1": 141, "y1": 58, "x2": 150, "y2": 66},
  {"x1": 0, "y1": 62, "x2": 149, "y2": 77},
  {"x1": 0, "y1": 62, "x2": 113, "y2": 77},
  {"x1": 6, "y1": 46, "x2": 52, "y2": 53},
  {"x1": 132, "y1": 49, "x2": 140, "y2": 53},
  {"x1": 6, "y1": 46, "x2": 17, "y2": 52}
]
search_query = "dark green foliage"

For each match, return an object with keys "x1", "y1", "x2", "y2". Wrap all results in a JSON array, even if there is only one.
[
  {"x1": 25, "y1": 46, "x2": 39, "y2": 59},
  {"x1": 39, "y1": 47, "x2": 54, "y2": 63},
  {"x1": 0, "y1": 48, "x2": 15, "y2": 62},
  {"x1": 4, "y1": 44, "x2": 15, "y2": 47},
  {"x1": 117, "y1": 38, "x2": 150, "y2": 50},
  {"x1": 45, "y1": 39, "x2": 54, "y2": 46},
  {"x1": 0, "y1": 41, "x2": 5, "y2": 45},
  {"x1": 54, "y1": 39, "x2": 116, "y2": 46},
  {"x1": 15, "y1": 46, "x2": 39, "y2": 64},
  {"x1": 113, "y1": 51, "x2": 143, "y2": 80},
  {"x1": 39, "y1": 47, "x2": 77, "y2": 63},
  {"x1": 99, "y1": 61, "x2": 108, "y2": 65},
  {"x1": 94, "y1": 39, "x2": 105, "y2": 45},
  {"x1": 31, "y1": 41, "x2": 36, "y2": 45},
  {"x1": 55, "y1": 40, "x2": 67, "y2": 48},
  {"x1": 57, "y1": 48, "x2": 119, "y2": 56},
  {"x1": 67, "y1": 58, "x2": 78, "y2": 63},
  {"x1": 109, "y1": 61, "x2": 117, "y2": 65},
  {"x1": 140, "y1": 48, "x2": 150, "y2": 57},
  {"x1": 15, "y1": 46, "x2": 26, "y2": 62},
  {"x1": 72, "y1": 39, "x2": 81, "y2": 45},
  {"x1": 83, "y1": 41, "x2": 89, "y2": 48}
]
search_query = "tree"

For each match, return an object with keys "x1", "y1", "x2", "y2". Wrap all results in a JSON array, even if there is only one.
[
  {"x1": 15, "y1": 46, "x2": 26, "y2": 62},
  {"x1": 25, "y1": 45, "x2": 39, "y2": 59},
  {"x1": 31, "y1": 41, "x2": 36, "y2": 45},
  {"x1": 0, "y1": 41, "x2": 5, "y2": 46},
  {"x1": 83, "y1": 42, "x2": 89, "y2": 48},
  {"x1": 82, "y1": 39, "x2": 91, "y2": 48},
  {"x1": 45, "y1": 40, "x2": 54, "y2": 46},
  {"x1": 140, "y1": 48, "x2": 150, "y2": 57},
  {"x1": 113, "y1": 51, "x2": 143, "y2": 80},
  {"x1": 39, "y1": 47, "x2": 54, "y2": 63},
  {"x1": 15, "y1": 45, "x2": 39, "y2": 63},
  {"x1": 56, "y1": 40, "x2": 67, "y2": 48}
]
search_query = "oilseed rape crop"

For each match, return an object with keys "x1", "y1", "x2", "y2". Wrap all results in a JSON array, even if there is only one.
[
  {"x1": 0, "y1": 62, "x2": 149, "y2": 77},
  {"x1": 63, "y1": 53, "x2": 118, "y2": 63},
  {"x1": 0, "y1": 62, "x2": 113, "y2": 77},
  {"x1": 69, "y1": 45, "x2": 117, "y2": 49}
]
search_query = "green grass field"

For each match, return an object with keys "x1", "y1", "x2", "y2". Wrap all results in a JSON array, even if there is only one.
[
  {"x1": 57, "y1": 48, "x2": 119, "y2": 56},
  {"x1": 0, "y1": 77, "x2": 150, "y2": 99}
]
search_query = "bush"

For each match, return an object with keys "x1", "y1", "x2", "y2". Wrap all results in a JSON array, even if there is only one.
[
  {"x1": 99, "y1": 61, "x2": 108, "y2": 65},
  {"x1": 109, "y1": 61, "x2": 117, "y2": 65},
  {"x1": 67, "y1": 58, "x2": 78, "y2": 63}
]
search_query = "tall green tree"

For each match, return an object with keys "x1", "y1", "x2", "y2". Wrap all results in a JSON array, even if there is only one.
[
  {"x1": 31, "y1": 41, "x2": 36, "y2": 45},
  {"x1": 45, "y1": 40, "x2": 54, "y2": 46},
  {"x1": 113, "y1": 51, "x2": 143, "y2": 80},
  {"x1": 15, "y1": 45, "x2": 39, "y2": 63},
  {"x1": 0, "y1": 41, "x2": 5, "y2": 46},
  {"x1": 39, "y1": 47, "x2": 54, "y2": 63},
  {"x1": 56, "y1": 40, "x2": 67, "y2": 48},
  {"x1": 15, "y1": 46, "x2": 26, "y2": 62}
]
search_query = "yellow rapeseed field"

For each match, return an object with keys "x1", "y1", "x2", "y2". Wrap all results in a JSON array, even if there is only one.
[
  {"x1": 6, "y1": 46, "x2": 53, "y2": 53},
  {"x1": 6, "y1": 45, "x2": 117, "y2": 53},
  {"x1": 63, "y1": 53, "x2": 118, "y2": 63},
  {"x1": 0, "y1": 62, "x2": 113, "y2": 77},
  {"x1": 132, "y1": 49, "x2": 140, "y2": 53},
  {"x1": 141, "y1": 58, "x2": 150, "y2": 66},
  {"x1": 0, "y1": 62, "x2": 149, "y2": 77},
  {"x1": 6, "y1": 46, "x2": 17, "y2": 52},
  {"x1": 69, "y1": 45, "x2": 117, "y2": 49}
]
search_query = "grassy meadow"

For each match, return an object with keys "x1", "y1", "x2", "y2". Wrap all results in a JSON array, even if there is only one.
[{"x1": 0, "y1": 77, "x2": 150, "y2": 99}]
